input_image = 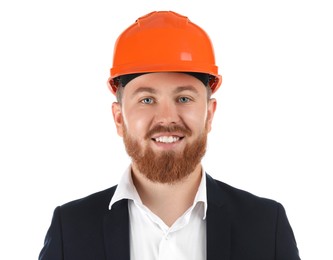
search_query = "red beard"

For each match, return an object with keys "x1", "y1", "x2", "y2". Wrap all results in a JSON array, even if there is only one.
[{"x1": 122, "y1": 122, "x2": 208, "y2": 184}]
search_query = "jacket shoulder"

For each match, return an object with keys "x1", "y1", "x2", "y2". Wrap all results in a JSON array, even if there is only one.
[{"x1": 39, "y1": 186, "x2": 119, "y2": 260}]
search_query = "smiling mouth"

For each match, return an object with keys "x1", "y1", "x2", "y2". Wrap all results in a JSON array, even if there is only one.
[{"x1": 152, "y1": 136, "x2": 184, "y2": 144}]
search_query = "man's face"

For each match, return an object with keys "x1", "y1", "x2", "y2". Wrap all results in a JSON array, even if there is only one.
[{"x1": 112, "y1": 72, "x2": 217, "y2": 184}]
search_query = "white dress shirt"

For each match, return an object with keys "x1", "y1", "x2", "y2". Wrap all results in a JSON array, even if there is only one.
[{"x1": 109, "y1": 166, "x2": 207, "y2": 260}]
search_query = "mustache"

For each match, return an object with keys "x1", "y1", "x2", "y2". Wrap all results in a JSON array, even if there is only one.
[{"x1": 145, "y1": 124, "x2": 192, "y2": 139}]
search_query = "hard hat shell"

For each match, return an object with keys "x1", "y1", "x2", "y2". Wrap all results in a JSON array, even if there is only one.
[{"x1": 108, "y1": 11, "x2": 222, "y2": 94}]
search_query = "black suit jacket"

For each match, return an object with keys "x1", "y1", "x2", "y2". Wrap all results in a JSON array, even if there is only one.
[{"x1": 39, "y1": 174, "x2": 300, "y2": 260}]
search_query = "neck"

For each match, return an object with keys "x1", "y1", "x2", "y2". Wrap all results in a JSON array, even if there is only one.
[{"x1": 131, "y1": 163, "x2": 203, "y2": 227}]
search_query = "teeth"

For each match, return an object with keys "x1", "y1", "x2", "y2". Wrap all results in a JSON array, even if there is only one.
[{"x1": 155, "y1": 136, "x2": 180, "y2": 143}]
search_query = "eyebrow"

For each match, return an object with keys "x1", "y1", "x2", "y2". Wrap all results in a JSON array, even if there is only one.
[
  {"x1": 173, "y1": 86, "x2": 199, "y2": 95},
  {"x1": 131, "y1": 87, "x2": 157, "y2": 97}
]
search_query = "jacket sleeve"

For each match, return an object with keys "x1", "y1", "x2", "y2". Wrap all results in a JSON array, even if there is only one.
[
  {"x1": 275, "y1": 203, "x2": 301, "y2": 260},
  {"x1": 38, "y1": 207, "x2": 64, "y2": 260}
]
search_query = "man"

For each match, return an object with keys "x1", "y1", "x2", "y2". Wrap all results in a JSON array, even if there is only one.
[{"x1": 39, "y1": 11, "x2": 301, "y2": 260}]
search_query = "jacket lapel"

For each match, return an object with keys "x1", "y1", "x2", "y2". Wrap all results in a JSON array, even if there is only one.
[
  {"x1": 103, "y1": 199, "x2": 130, "y2": 260},
  {"x1": 206, "y1": 174, "x2": 231, "y2": 260}
]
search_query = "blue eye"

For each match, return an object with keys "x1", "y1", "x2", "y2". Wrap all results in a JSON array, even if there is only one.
[
  {"x1": 141, "y1": 98, "x2": 154, "y2": 104},
  {"x1": 179, "y1": 97, "x2": 190, "y2": 103}
]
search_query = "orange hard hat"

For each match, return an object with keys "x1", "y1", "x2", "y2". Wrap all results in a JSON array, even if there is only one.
[{"x1": 108, "y1": 11, "x2": 222, "y2": 94}]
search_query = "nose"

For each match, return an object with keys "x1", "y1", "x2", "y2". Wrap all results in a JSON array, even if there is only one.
[{"x1": 154, "y1": 100, "x2": 180, "y2": 125}]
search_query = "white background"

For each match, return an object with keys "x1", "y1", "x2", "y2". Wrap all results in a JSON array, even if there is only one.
[{"x1": 0, "y1": 0, "x2": 332, "y2": 259}]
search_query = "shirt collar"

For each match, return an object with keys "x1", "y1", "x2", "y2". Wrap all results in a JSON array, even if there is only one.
[
  {"x1": 109, "y1": 165, "x2": 141, "y2": 209},
  {"x1": 109, "y1": 165, "x2": 208, "y2": 219}
]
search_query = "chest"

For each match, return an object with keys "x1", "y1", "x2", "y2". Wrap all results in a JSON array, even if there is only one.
[{"x1": 128, "y1": 200, "x2": 207, "y2": 260}]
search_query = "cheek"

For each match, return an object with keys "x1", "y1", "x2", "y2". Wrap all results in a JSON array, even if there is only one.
[
  {"x1": 180, "y1": 104, "x2": 208, "y2": 130},
  {"x1": 123, "y1": 108, "x2": 153, "y2": 136}
]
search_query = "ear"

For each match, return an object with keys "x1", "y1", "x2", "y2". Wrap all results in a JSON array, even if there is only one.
[
  {"x1": 206, "y1": 98, "x2": 217, "y2": 132},
  {"x1": 112, "y1": 102, "x2": 124, "y2": 137}
]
